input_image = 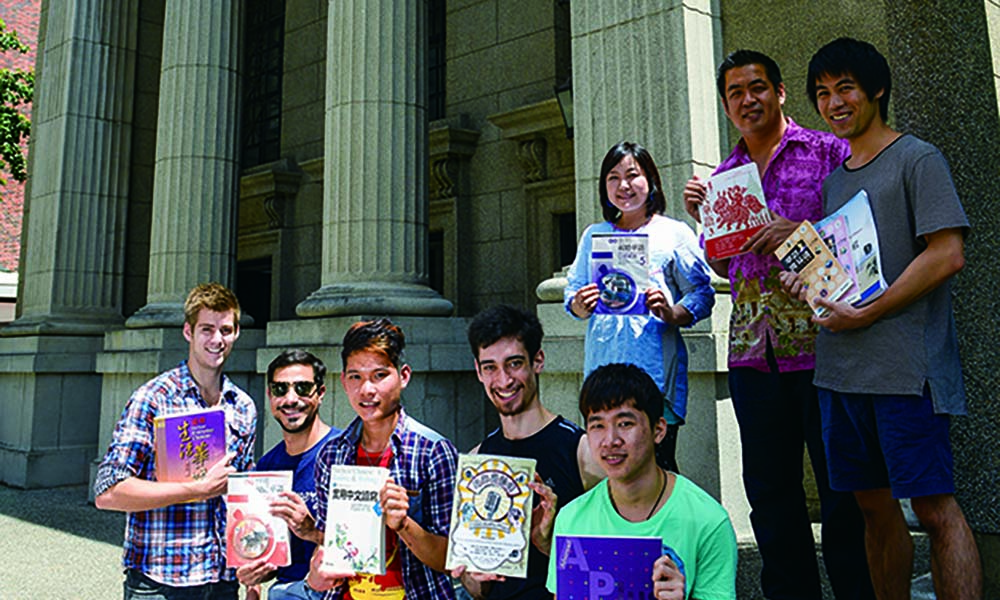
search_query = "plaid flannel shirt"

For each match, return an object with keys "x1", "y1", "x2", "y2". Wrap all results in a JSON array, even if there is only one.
[
  {"x1": 93, "y1": 361, "x2": 256, "y2": 586},
  {"x1": 314, "y1": 407, "x2": 458, "y2": 600}
]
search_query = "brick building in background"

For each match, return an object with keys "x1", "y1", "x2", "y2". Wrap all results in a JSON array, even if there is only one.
[{"x1": 0, "y1": 0, "x2": 38, "y2": 322}]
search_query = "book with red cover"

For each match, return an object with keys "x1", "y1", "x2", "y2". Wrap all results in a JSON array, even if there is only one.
[
  {"x1": 555, "y1": 535, "x2": 662, "y2": 599},
  {"x1": 700, "y1": 163, "x2": 772, "y2": 260},
  {"x1": 226, "y1": 471, "x2": 293, "y2": 568},
  {"x1": 153, "y1": 407, "x2": 226, "y2": 483}
]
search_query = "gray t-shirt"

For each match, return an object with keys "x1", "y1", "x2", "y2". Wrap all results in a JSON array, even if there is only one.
[{"x1": 815, "y1": 134, "x2": 969, "y2": 414}]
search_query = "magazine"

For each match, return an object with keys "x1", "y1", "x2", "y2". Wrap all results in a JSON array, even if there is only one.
[
  {"x1": 225, "y1": 471, "x2": 293, "y2": 568},
  {"x1": 445, "y1": 454, "x2": 536, "y2": 578},
  {"x1": 555, "y1": 535, "x2": 662, "y2": 598},
  {"x1": 814, "y1": 189, "x2": 887, "y2": 306},
  {"x1": 590, "y1": 233, "x2": 650, "y2": 315},
  {"x1": 775, "y1": 220, "x2": 853, "y2": 317},
  {"x1": 153, "y1": 407, "x2": 226, "y2": 483},
  {"x1": 322, "y1": 465, "x2": 390, "y2": 575},
  {"x1": 700, "y1": 162, "x2": 772, "y2": 260}
]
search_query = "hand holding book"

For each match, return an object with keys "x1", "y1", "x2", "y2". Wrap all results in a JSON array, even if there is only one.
[{"x1": 652, "y1": 553, "x2": 686, "y2": 600}]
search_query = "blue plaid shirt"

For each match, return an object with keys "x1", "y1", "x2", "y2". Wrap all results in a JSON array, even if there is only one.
[
  {"x1": 93, "y1": 361, "x2": 257, "y2": 586},
  {"x1": 314, "y1": 408, "x2": 458, "y2": 600}
]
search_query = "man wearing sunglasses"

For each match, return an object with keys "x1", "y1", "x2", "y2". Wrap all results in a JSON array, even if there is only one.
[{"x1": 237, "y1": 349, "x2": 341, "y2": 600}]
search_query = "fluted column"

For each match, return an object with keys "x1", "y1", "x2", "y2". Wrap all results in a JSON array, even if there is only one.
[
  {"x1": 296, "y1": 0, "x2": 452, "y2": 317},
  {"x1": 126, "y1": 0, "x2": 241, "y2": 327},
  {"x1": 3, "y1": 0, "x2": 138, "y2": 336}
]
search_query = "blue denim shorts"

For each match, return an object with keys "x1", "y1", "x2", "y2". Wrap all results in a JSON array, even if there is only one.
[{"x1": 818, "y1": 386, "x2": 955, "y2": 499}]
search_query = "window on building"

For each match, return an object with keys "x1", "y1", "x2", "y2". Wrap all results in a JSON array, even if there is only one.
[
  {"x1": 242, "y1": 0, "x2": 285, "y2": 169},
  {"x1": 557, "y1": 212, "x2": 577, "y2": 269},
  {"x1": 428, "y1": 230, "x2": 445, "y2": 295},
  {"x1": 427, "y1": 0, "x2": 446, "y2": 120},
  {"x1": 236, "y1": 258, "x2": 272, "y2": 327}
]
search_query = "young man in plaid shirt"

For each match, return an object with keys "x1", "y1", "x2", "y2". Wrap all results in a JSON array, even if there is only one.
[
  {"x1": 277, "y1": 318, "x2": 459, "y2": 600},
  {"x1": 94, "y1": 283, "x2": 257, "y2": 599}
]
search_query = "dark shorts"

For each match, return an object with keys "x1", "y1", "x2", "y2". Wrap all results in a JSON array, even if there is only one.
[{"x1": 817, "y1": 386, "x2": 955, "y2": 499}]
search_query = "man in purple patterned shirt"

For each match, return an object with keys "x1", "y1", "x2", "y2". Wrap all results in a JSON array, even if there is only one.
[
  {"x1": 94, "y1": 282, "x2": 257, "y2": 599},
  {"x1": 683, "y1": 50, "x2": 873, "y2": 600}
]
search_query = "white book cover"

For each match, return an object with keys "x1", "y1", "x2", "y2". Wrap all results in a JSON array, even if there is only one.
[
  {"x1": 445, "y1": 454, "x2": 536, "y2": 578},
  {"x1": 701, "y1": 163, "x2": 772, "y2": 260},
  {"x1": 322, "y1": 465, "x2": 390, "y2": 575},
  {"x1": 226, "y1": 471, "x2": 293, "y2": 568},
  {"x1": 590, "y1": 233, "x2": 651, "y2": 315},
  {"x1": 815, "y1": 189, "x2": 887, "y2": 306}
]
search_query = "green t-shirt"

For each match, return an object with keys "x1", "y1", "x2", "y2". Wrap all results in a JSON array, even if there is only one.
[{"x1": 546, "y1": 474, "x2": 737, "y2": 599}]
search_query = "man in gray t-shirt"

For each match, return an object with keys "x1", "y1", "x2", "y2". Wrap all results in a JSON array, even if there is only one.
[{"x1": 787, "y1": 38, "x2": 982, "y2": 599}]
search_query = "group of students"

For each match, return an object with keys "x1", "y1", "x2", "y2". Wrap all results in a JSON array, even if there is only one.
[{"x1": 94, "y1": 36, "x2": 981, "y2": 600}]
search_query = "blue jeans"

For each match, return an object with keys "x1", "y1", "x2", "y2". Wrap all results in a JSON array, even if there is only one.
[
  {"x1": 729, "y1": 359, "x2": 874, "y2": 600},
  {"x1": 123, "y1": 570, "x2": 239, "y2": 600},
  {"x1": 267, "y1": 580, "x2": 326, "y2": 600}
]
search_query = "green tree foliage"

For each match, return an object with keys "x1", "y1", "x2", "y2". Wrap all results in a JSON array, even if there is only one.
[{"x1": 0, "y1": 17, "x2": 33, "y2": 187}]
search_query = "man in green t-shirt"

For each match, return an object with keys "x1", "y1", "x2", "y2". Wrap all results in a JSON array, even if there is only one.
[{"x1": 546, "y1": 364, "x2": 737, "y2": 600}]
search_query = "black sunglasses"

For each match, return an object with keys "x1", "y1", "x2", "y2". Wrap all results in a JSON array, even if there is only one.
[{"x1": 269, "y1": 381, "x2": 318, "y2": 398}]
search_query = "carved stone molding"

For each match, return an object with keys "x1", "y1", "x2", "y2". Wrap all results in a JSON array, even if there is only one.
[
  {"x1": 488, "y1": 98, "x2": 568, "y2": 184},
  {"x1": 428, "y1": 124, "x2": 480, "y2": 200},
  {"x1": 239, "y1": 158, "x2": 304, "y2": 231},
  {"x1": 517, "y1": 138, "x2": 547, "y2": 183}
]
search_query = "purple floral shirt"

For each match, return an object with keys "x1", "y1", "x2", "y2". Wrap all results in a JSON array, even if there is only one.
[{"x1": 715, "y1": 119, "x2": 849, "y2": 372}]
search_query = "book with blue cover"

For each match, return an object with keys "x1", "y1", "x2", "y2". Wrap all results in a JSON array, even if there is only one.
[
  {"x1": 590, "y1": 233, "x2": 650, "y2": 315},
  {"x1": 814, "y1": 189, "x2": 887, "y2": 306},
  {"x1": 555, "y1": 535, "x2": 662, "y2": 599}
]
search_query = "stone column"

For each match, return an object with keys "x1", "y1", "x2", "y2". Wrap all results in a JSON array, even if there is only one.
[
  {"x1": 3, "y1": 0, "x2": 137, "y2": 335},
  {"x1": 296, "y1": 0, "x2": 452, "y2": 317},
  {"x1": 886, "y1": 4, "x2": 1000, "y2": 595},
  {"x1": 126, "y1": 0, "x2": 242, "y2": 327},
  {"x1": 0, "y1": 0, "x2": 138, "y2": 488}
]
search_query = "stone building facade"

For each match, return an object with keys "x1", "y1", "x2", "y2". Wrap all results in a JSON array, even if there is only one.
[{"x1": 1, "y1": 0, "x2": 998, "y2": 592}]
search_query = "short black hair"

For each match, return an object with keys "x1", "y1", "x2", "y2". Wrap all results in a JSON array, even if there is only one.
[
  {"x1": 467, "y1": 304, "x2": 544, "y2": 361},
  {"x1": 716, "y1": 49, "x2": 783, "y2": 99},
  {"x1": 598, "y1": 141, "x2": 666, "y2": 223},
  {"x1": 341, "y1": 318, "x2": 406, "y2": 368},
  {"x1": 807, "y1": 37, "x2": 891, "y2": 122},
  {"x1": 579, "y1": 363, "x2": 662, "y2": 430},
  {"x1": 267, "y1": 349, "x2": 327, "y2": 388}
]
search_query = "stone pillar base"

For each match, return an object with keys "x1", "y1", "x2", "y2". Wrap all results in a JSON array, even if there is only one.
[
  {"x1": 0, "y1": 336, "x2": 105, "y2": 488},
  {"x1": 88, "y1": 326, "x2": 267, "y2": 500},
  {"x1": 295, "y1": 282, "x2": 454, "y2": 318},
  {"x1": 2, "y1": 313, "x2": 123, "y2": 337},
  {"x1": 123, "y1": 302, "x2": 186, "y2": 329},
  {"x1": 258, "y1": 315, "x2": 487, "y2": 453}
]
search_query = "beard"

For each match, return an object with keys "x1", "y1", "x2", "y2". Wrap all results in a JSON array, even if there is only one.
[{"x1": 276, "y1": 406, "x2": 318, "y2": 434}]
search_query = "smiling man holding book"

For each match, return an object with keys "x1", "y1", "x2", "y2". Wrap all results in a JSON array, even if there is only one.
[
  {"x1": 546, "y1": 363, "x2": 737, "y2": 600},
  {"x1": 287, "y1": 318, "x2": 458, "y2": 600},
  {"x1": 94, "y1": 282, "x2": 256, "y2": 600}
]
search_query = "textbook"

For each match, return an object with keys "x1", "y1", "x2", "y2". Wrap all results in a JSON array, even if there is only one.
[
  {"x1": 445, "y1": 454, "x2": 536, "y2": 578},
  {"x1": 700, "y1": 162, "x2": 772, "y2": 260},
  {"x1": 225, "y1": 471, "x2": 293, "y2": 568},
  {"x1": 775, "y1": 220, "x2": 853, "y2": 318},
  {"x1": 814, "y1": 189, "x2": 887, "y2": 306},
  {"x1": 322, "y1": 465, "x2": 390, "y2": 575},
  {"x1": 555, "y1": 535, "x2": 662, "y2": 599},
  {"x1": 590, "y1": 232, "x2": 650, "y2": 315},
  {"x1": 153, "y1": 407, "x2": 226, "y2": 483}
]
